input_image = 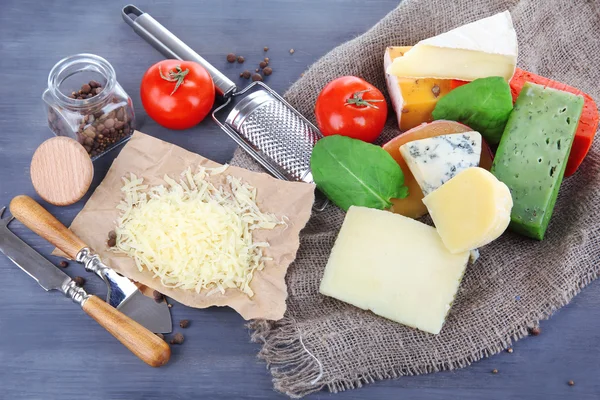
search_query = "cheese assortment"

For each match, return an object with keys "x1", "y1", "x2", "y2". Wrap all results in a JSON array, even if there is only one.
[
  {"x1": 400, "y1": 131, "x2": 482, "y2": 196},
  {"x1": 319, "y1": 206, "x2": 470, "y2": 335},
  {"x1": 309, "y1": 9, "x2": 595, "y2": 334},
  {"x1": 386, "y1": 11, "x2": 518, "y2": 82}
]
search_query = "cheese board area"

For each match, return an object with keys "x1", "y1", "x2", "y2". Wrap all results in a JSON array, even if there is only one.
[{"x1": 1, "y1": 0, "x2": 600, "y2": 399}]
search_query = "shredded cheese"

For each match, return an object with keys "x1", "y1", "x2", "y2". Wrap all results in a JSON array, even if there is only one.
[{"x1": 114, "y1": 165, "x2": 284, "y2": 297}]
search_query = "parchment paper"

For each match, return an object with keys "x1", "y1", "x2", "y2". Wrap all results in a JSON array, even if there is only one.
[{"x1": 55, "y1": 131, "x2": 315, "y2": 320}]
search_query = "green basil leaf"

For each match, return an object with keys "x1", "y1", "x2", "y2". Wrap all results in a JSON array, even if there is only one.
[
  {"x1": 310, "y1": 135, "x2": 408, "y2": 211},
  {"x1": 432, "y1": 76, "x2": 513, "y2": 145}
]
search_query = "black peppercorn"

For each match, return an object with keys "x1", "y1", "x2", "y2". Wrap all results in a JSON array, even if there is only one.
[
  {"x1": 240, "y1": 70, "x2": 251, "y2": 79},
  {"x1": 226, "y1": 53, "x2": 236, "y2": 63},
  {"x1": 59, "y1": 260, "x2": 69, "y2": 268},
  {"x1": 237, "y1": 55, "x2": 245, "y2": 63},
  {"x1": 259, "y1": 61, "x2": 267, "y2": 69},
  {"x1": 170, "y1": 333, "x2": 185, "y2": 345},
  {"x1": 153, "y1": 290, "x2": 164, "y2": 303},
  {"x1": 529, "y1": 327, "x2": 541, "y2": 336},
  {"x1": 252, "y1": 73, "x2": 263, "y2": 82},
  {"x1": 263, "y1": 67, "x2": 273, "y2": 76},
  {"x1": 263, "y1": 46, "x2": 269, "y2": 52},
  {"x1": 73, "y1": 276, "x2": 85, "y2": 287},
  {"x1": 179, "y1": 319, "x2": 190, "y2": 329}
]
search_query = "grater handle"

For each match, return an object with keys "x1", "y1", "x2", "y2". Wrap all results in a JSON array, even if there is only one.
[{"x1": 122, "y1": 5, "x2": 237, "y2": 98}]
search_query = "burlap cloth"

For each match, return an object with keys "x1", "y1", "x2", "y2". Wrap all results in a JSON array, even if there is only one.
[{"x1": 230, "y1": 0, "x2": 600, "y2": 397}]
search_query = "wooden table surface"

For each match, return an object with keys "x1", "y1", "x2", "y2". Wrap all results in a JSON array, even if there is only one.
[{"x1": 1, "y1": 1, "x2": 599, "y2": 399}]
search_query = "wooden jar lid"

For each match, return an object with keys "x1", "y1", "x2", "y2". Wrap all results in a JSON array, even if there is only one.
[{"x1": 30, "y1": 137, "x2": 94, "y2": 206}]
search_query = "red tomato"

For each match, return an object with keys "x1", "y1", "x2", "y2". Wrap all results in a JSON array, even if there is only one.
[
  {"x1": 315, "y1": 76, "x2": 388, "y2": 143},
  {"x1": 140, "y1": 60, "x2": 215, "y2": 130}
]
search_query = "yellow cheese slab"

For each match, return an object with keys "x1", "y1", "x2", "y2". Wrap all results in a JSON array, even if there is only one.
[
  {"x1": 423, "y1": 167, "x2": 513, "y2": 254},
  {"x1": 319, "y1": 206, "x2": 469, "y2": 335},
  {"x1": 384, "y1": 46, "x2": 452, "y2": 131}
]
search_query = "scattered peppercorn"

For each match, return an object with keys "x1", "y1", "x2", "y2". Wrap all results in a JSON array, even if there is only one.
[
  {"x1": 73, "y1": 276, "x2": 85, "y2": 287},
  {"x1": 529, "y1": 327, "x2": 541, "y2": 336},
  {"x1": 107, "y1": 237, "x2": 117, "y2": 248},
  {"x1": 255, "y1": 68, "x2": 259, "y2": 72},
  {"x1": 89, "y1": 80, "x2": 101, "y2": 88},
  {"x1": 289, "y1": 48, "x2": 295, "y2": 54},
  {"x1": 167, "y1": 303, "x2": 173, "y2": 308},
  {"x1": 156, "y1": 333, "x2": 165, "y2": 340},
  {"x1": 252, "y1": 73, "x2": 263, "y2": 82},
  {"x1": 170, "y1": 333, "x2": 185, "y2": 345},
  {"x1": 240, "y1": 70, "x2": 251, "y2": 79},
  {"x1": 226, "y1": 53, "x2": 236, "y2": 63},
  {"x1": 568, "y1": 380, "x2": 575, "y2": 386},
  {"x1": 237, "y1": 55, "x2": 245, "y2": 63},
  {"x1": 59, "y1": 261, "x2": 69, "y2": 268},
  {"x1": 492, "y1": 369, "x2": 498, "y2": 374},
  {"x1": 179, "y1": 319, "x2": 190, "y2": 329},
  {"x1": 153, "y1": 290, "x2": 164, "y2": 303},
  {"x1": 507, "y1": 347, "x2": 514, "y2": 353},
  {"x1": 263, "y1": 67, "x2": 273, "y2": 76},
  {"x1": 264, "y1": 57, "x2": 269, "y2": 63},
  {"x1": 259, "y1": 61, "x2": 268, "y2": 68},
  {"x1": 264, "y1": 46, "x2": 269, "y2": 52}
]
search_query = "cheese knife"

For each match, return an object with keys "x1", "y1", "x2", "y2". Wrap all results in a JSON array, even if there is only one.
[
  {"x1": 0, "y1": 206, "x2": 171, "y2": 367},
  {"x1": 9, "y1": 195, "x2": 172, "y2": 334}
]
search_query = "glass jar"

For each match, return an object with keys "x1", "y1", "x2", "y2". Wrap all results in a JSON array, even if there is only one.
[{"x1": 42, "y1": 54, "x2": 136, "y2": 160}]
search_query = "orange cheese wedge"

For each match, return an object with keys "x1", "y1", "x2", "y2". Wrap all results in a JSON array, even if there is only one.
[
  {"x1": 383, "y1": 121, "x2": 494, "y2": 219},
  {"x1": 384, "y1": 47, "x2": 453, "y2": 131}
]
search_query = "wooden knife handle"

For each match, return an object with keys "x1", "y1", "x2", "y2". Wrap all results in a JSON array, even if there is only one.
[
  {"x1": 9, "y1": 195, "x2": 86, "y2": 259},
  {"x1": 82, "y1": 295, "x2": 171, "y2": 367}
]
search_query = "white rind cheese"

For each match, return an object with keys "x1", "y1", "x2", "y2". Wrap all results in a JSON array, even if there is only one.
[
  {"x1": 400, "y1": 132, "x2": 482, "y2": 195},
  {"x1": 319, "y1": 206, "x2": 469, "y2": 335},
  {"x1": 386, "y1": 11, "x2": 518, "y2": 81}
]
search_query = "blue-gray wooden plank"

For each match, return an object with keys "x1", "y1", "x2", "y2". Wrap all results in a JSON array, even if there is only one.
[{"x1": 0, "y1": 1, "x2": 598, "y2": 399}]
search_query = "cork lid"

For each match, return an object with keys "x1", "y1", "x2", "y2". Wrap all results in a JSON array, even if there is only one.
[{"x1": 30, "y1": 137, "x2": 94, "y2": 206}]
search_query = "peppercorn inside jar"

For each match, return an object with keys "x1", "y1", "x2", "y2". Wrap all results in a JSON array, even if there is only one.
[{"x1": 42, "y1": 54, "x2": 136, "y2": 159}]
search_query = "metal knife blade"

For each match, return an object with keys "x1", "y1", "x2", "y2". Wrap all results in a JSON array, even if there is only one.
[
  {"x1": 77, "y1": 249, "x2": 172, "y2": 334},
  {"x1": 0, "y1": 207, "x2": 71, "y2": 293}
]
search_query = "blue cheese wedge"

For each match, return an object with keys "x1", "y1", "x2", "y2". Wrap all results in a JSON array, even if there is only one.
[
  {"x1": 399, "y1": 132, "x2": 482, "y2": 196},
  {"x1": 319, "y1": 206, "x2": 470, "y2": 335}
]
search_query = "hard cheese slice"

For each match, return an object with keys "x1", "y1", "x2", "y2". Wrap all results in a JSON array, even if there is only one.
[
  {"x1": 319, "y1": 206, "x2": 469, "y2": 335},
  {"x1": 423, "y1": 167, "x2": 513, "y2": 253},
  {"x1": 400, "y1": 131, "x2": 482, "y2": 196},
  {"x1": 387, "y1": 11, "x2": 517, "y2": 81},
  {"x1": 491, "y1": 83, "x2": 584, "y2": 240},
  {"x1": 384, "y1": 46, "x2": 453, "y2": 131}
]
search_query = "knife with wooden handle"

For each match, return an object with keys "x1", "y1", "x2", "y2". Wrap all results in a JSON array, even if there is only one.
[
  {"x1": 9, "y1": 195, "x2": 172, "y2": 334},
  {"x1": 0, "y1": 205, "x2": 171, "y2": 367}
]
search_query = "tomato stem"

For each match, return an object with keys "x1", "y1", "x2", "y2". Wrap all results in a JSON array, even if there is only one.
[
  {"x1": 159, "y1": 65, "x2": 190, "y2": 95},
  {"x1": 345, "y1": 89, "x2": 384, "y2": 109}
]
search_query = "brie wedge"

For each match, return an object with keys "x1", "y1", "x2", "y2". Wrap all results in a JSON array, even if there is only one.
[{"x1": 386, "y1": 11, "x2": 518, "y2": 81}]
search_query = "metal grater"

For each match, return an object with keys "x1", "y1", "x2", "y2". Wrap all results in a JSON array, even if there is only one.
[{"x1": 122, "y1": 5, "x2": 327, "y2": 209}]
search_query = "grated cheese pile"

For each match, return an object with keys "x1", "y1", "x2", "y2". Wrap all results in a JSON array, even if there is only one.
[{"x1": 114, "y1": 165, "x2": 284, "y2": 297}]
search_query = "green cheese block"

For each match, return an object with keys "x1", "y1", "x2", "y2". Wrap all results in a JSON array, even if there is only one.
[{"x1": 491, "y1": 82, "x2": 584, "y2": 240}]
